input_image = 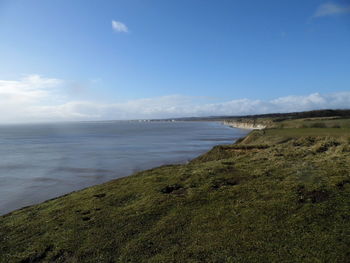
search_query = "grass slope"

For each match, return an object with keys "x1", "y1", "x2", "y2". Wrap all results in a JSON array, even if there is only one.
[{"x1": 1, "y1": 117, "x2": 350, "y2": 262}]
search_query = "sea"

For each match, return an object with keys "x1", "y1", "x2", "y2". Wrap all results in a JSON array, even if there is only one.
[{"x1": 0, "y1": 121, "x2": 248, "y2": 215}]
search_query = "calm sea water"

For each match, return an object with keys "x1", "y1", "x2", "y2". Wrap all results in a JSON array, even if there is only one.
[{"x1": 0, "y1": 121, "x2": 247, "y2": 215}]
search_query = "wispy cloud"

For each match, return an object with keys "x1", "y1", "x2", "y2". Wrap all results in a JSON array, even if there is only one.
[
  {"x1": 112, "y1": 20, "x2": 128, "y2": 33},
  {"x1": 0, "y1": 75, "x2": 349, "y2": 123},
  {"x1": 313, "y1": 2, "x2": 350, "y2": 17}
]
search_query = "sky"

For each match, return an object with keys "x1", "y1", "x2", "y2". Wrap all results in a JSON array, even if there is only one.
[{"x1": 0, "y1": 0, "x2": 349, "y2": 122}]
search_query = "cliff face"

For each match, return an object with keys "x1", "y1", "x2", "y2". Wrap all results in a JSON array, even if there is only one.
[{"x1": 223, "y1": 120, "x2": 266, "y2": 130}]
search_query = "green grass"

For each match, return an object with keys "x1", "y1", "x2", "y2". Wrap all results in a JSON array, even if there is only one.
[
  {"x1": 1, "y1": 117, "x2": 350, "y2": 262},
  {"x1": 274, "y1": 117, "x2": 350, "y2": 129},
  {"x1": 238, "y1": 128, "x2": 350, "y2": 146}
]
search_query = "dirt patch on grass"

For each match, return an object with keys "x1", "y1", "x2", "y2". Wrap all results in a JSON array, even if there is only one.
[
  {"x1": 211, "y1": 179, "x2": 239, "y2": 190},
  {"x1": 93, "y1": 193, "x2": 106, "y2": 198},
  {"x1": 315, "y1": 141, "x2": 341, "y2": 153},
  {"x1": 221, "y1": 161, "x2": 235, "y2": 166},
  {"x1": 336, "y1": 180, "x2": 350, "y2": 190},
  {"x1": 297, "y1": 186, "x2": 330, "y2": 204},
  {"x1": 161, "y1": 184, "x2": 184, "y2": 194},
  {"x1": 20, "y1": 245, "x2": 53, "y2": 263}
]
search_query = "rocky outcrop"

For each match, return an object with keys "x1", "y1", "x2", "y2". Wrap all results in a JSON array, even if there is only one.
[{"x1": 223, "y1": 121, "x2": 266, "y2": 130}]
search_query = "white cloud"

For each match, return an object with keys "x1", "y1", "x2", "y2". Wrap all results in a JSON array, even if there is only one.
[
  {"x1": 0, "y1": 75, "x2": 349, "y2": 123},
  {"x1": 0, "y1": 75, "x2": 61, "y2": 103},
  {"x1": 112, "y1": 20, "x2": 128, "y2": 33},
  {"x1": 0, "y1": 75, "x2": 64, "y2": 122},
  {"x1": 313, "y1": 2, "x2": 350, "y2": 17}
]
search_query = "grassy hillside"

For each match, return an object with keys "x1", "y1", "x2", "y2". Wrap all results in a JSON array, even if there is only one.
[{"x1": 1, "y1": 116, "x2": 350, "y2": 262}]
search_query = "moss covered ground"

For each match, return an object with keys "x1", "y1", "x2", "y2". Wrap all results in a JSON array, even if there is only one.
[{"x1": 1, "y1": 116, "x2": 350, "y2": 262}]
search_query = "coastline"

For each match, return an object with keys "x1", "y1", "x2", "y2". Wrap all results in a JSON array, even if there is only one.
[
  {"x1": 0, "y1": 121, "x2": 247, "y2": 216},
  {"x1": 1, "y1": 113, "x2": 349, "y2": 262}
]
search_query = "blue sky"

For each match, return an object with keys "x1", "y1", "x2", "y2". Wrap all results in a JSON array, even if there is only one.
[{"x1": 0, "y1": 0, "x2": 349, "y2": 122}]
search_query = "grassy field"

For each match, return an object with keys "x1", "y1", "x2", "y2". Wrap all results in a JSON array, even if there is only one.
[
  {"x1": 1, "y1": 114, "x2": 350, "y2": 262},
  {"x1": 274, "y1": 117, "x2": 350, "y2": 129}
]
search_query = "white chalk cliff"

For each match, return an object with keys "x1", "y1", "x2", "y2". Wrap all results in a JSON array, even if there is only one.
[{"x1": 223, "y1": 121, "x2": 266, "y2": 130}]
